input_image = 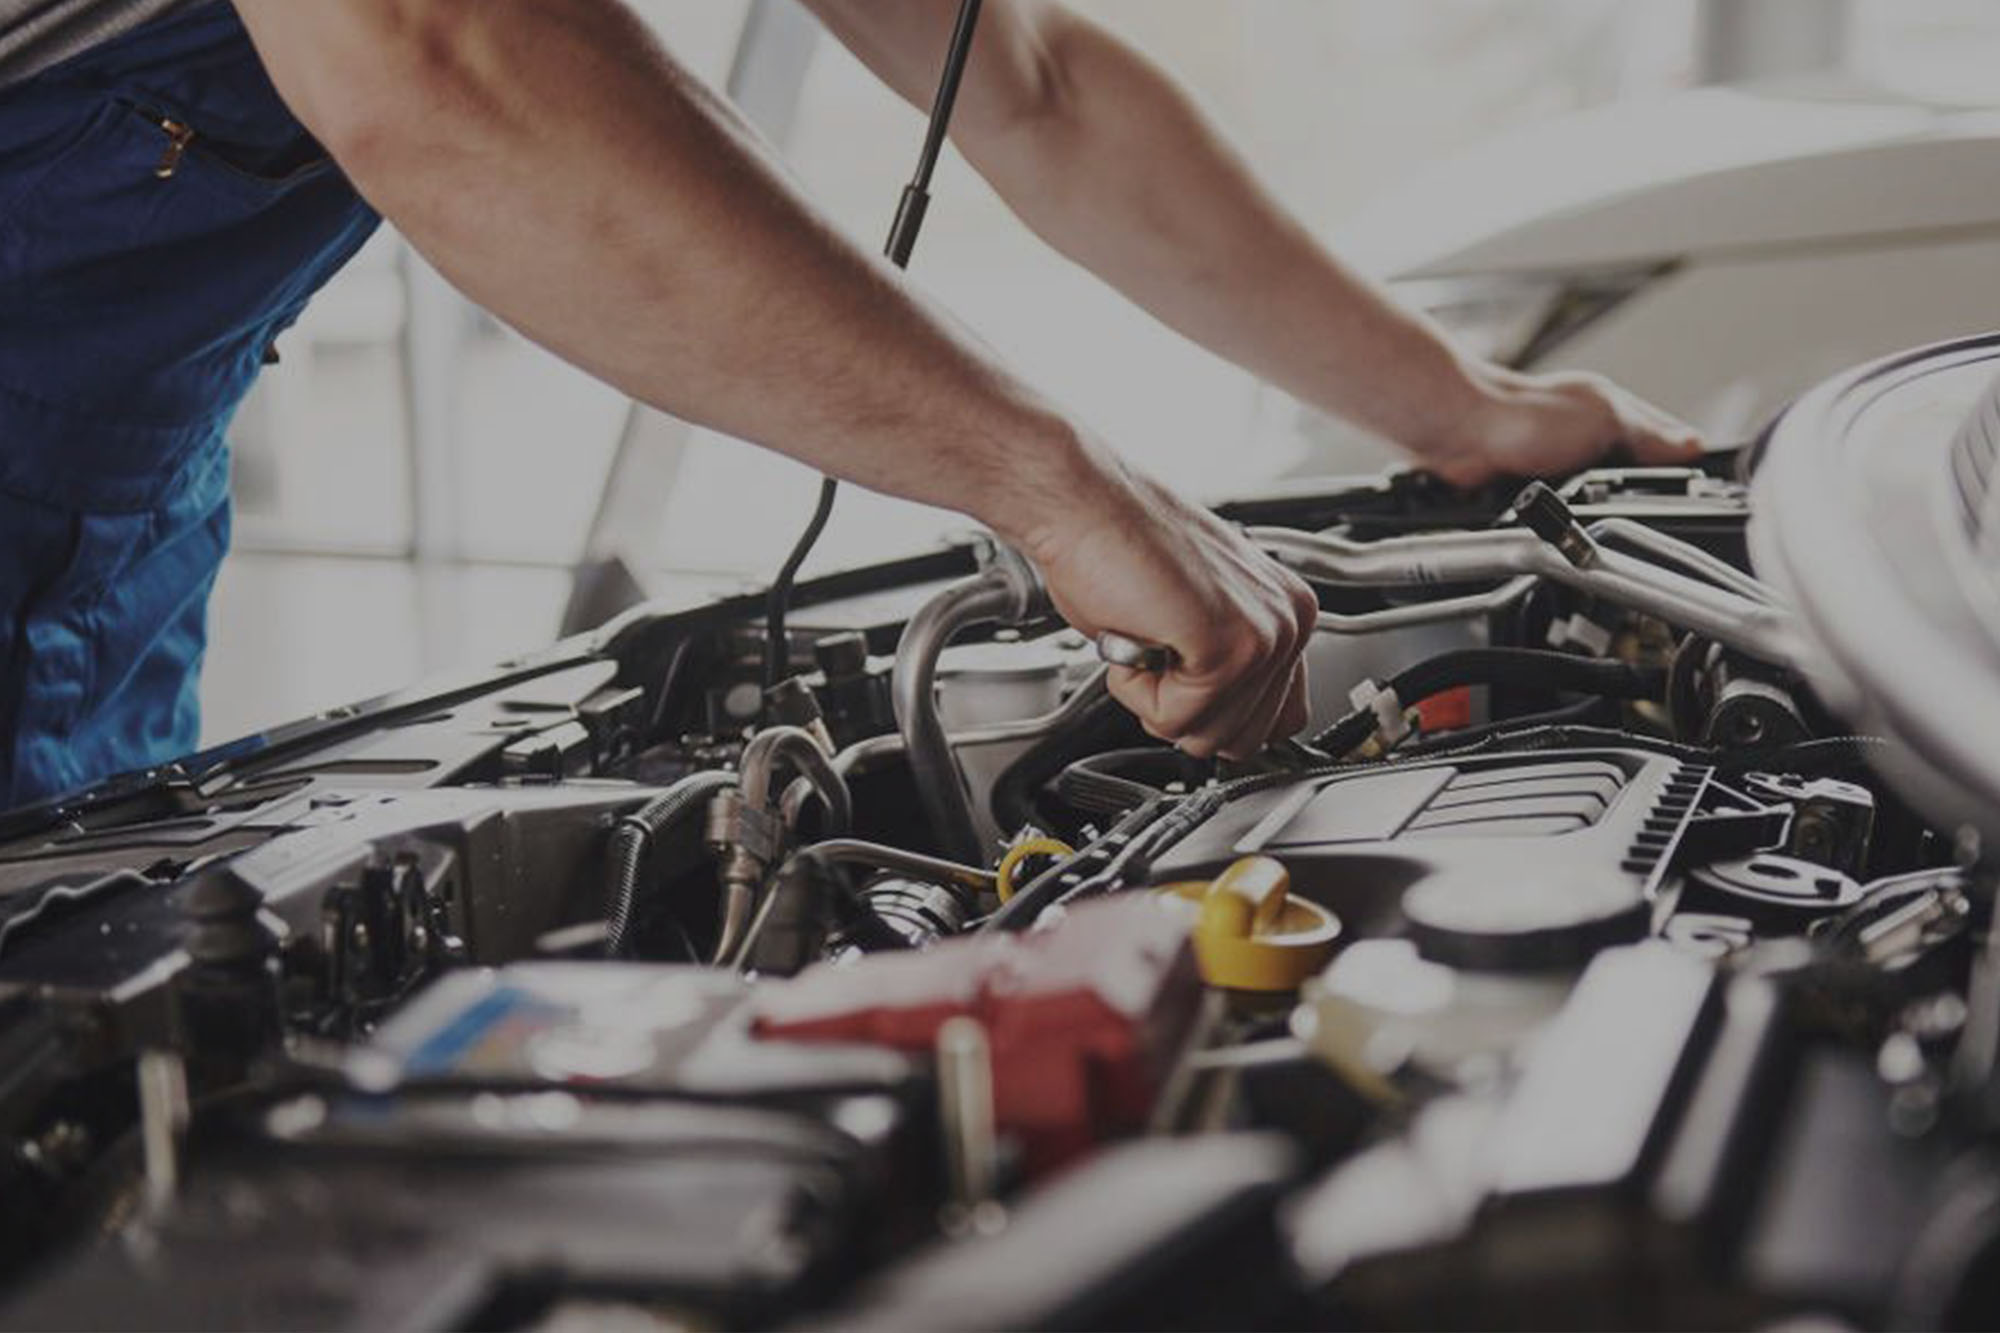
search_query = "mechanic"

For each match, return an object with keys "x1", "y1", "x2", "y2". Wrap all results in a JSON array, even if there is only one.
[{"x1": 0, "y1": 0, "x2": 1703, "y2": 807}]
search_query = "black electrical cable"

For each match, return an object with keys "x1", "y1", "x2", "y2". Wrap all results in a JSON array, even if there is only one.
[
  {"x1": 1309, "y1": 647, "x2": 1666, "y2": 759},
  {"x1": 761, "y1": 0, "x2": 987, "y2": 691},
  {"x1": 763, "y1": 479, "x2": 837, "y2": 691},
  {"x1": 1392, "y1": 694, "x2": 1612, "y2": 757},
  {"x1": 602, "y1": 770, "x2": 738, "y2": 957}
]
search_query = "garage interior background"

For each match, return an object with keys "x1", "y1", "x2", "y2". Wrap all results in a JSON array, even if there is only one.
[{"x1": 198, "y1": 0, "x2": 2000, "y2": 746}]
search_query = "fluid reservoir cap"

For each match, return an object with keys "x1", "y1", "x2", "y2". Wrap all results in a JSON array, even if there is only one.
[
  {"x1": 1301, "y1": 938, "x2": 1575, "y2": 1091},
  {"x1": 1161, "y1": 856, "x2": 1341, "y2": 992},
  {"x1": 1402, "y1": 869, "x2": 1646, "y2": 973}
]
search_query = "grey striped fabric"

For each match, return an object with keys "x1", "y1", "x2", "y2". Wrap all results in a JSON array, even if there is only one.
[{"x1": 0, "y1": 0, "x2": 204, "y2": 88}]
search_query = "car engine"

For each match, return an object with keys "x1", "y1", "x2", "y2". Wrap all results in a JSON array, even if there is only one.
[{"x1": 2, "y1": 336, "x2": 1999, "y2": 1330}]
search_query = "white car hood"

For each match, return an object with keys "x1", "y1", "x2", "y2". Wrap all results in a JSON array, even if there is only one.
[{"x1": 1337, "y1": 87, "x2": 2000, "y2": 278}]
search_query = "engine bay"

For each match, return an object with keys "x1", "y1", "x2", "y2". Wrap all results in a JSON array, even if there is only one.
[{"x1": 3, "y1": 342, "x2": 1999, "y2": 1330}]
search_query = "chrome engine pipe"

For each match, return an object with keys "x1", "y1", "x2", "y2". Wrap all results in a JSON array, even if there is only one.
[
  {"x1": 1309, "y1": 576, "x2": 1538, "y2": 636},
  {"x1": 1251, "y1": 525, "x2": 1804, "y2": 668},
  {"x1": 1588, "y1": 517, "x2": 1780, "y2": 605}
]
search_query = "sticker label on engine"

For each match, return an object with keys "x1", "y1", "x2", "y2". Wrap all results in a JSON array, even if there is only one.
[{"x1": 402, "y1": 986, "x2": 567, "y2": 1078}]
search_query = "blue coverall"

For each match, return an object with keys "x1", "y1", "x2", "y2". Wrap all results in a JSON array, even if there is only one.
[{"x1": 0, "y1": 2, "x2": 378, "y2": 806}]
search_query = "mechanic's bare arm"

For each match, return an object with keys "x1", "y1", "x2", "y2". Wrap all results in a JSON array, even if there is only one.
[
  {"x1": 805, "y1": 0, "x2": 1705, "y2": 486},
  {"x1": 229, "y1": 0, "x2": 1315, "y2": 759}
]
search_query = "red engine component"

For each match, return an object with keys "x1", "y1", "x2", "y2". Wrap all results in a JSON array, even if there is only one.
[{"x1": 752, "y1": 895, "x2": 1202, "y2": 1175}]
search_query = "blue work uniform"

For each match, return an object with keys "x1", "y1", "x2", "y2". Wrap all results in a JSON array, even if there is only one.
[{"x1": 0, "y1": 1, "x2": 378, "y2": 806}]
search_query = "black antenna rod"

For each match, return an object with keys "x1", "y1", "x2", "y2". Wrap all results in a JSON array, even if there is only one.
[
  {"x1": 764, "y1": 0, "x2": 986, "y2": 692},
  {"x1": 886, "y1": 0, "x2": 984, "y2": 266}
]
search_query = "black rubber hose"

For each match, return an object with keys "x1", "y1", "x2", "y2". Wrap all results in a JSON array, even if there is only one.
[
  {"x1": 989, "y1": 687, "x2": 1149, "y2": 835},
  {"x1": 1310, "y1": 647, "x2": 1666, "y2": 758},
  {"x1": 1055, "y1": 747, "x2": 1211, "y2": 819},
  {"x1": 777, "y1": 847, "x2": 912, "y2": 955},
  {"x1": 602, "y1": 771, "x2": 737, "y2": 957}
]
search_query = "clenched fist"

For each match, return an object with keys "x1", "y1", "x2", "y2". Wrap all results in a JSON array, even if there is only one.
[{"x1": 1018, "y1": 451, "x2": 1318, "y2": 762}]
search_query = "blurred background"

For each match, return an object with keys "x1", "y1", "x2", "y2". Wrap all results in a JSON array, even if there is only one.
[{"x1": 200, "y1": 0, "x2": 2000, "y2": 745}]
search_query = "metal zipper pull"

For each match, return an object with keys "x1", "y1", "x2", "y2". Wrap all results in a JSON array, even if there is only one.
[{"x1": 153, "y1": 118, "x2": 194, "y2": 179}]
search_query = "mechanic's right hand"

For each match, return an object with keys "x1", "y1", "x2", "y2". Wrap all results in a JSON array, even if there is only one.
[{"x1": 1019, "y1": 455, "x2": 1318, "y2": 761}]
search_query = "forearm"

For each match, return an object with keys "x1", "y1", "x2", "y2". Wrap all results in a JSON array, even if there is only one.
[
  {"x1": 959, "y1": 12, "x2": 1486, "y2": 455},
  {"x1": 231, "y1": 0, "x2": 1104, "y2": 546}
]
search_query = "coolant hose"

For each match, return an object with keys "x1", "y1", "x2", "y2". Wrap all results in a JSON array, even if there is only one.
[
  {"x1": 989, "y1": 684, "x2": 1147, "y2": 835},
  {"x1": 1055, "y1": 747, "x2": 1209, "y2": 820},
  {"x1": 891, "y1": 559, "x2": 1042, "y2": 864},
  {"x1": 602, "y1": 770, "x2": 738, "y2": 957}
]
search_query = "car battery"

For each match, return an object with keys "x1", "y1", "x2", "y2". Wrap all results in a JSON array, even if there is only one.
[
  {"x1": 752, "y1": 894, "x2": 1204, "y2": 1175},
  {"x1": 355, "y1": 960, "x2": 937, "y2": 1221},
  {"x1": 357, "y1": 961, "x2": 918, "y2": 1111}
]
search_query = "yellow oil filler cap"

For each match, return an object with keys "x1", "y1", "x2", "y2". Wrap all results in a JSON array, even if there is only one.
[{"x1": 1163, "y1": 856, "x2": 1341, "y2": 992}]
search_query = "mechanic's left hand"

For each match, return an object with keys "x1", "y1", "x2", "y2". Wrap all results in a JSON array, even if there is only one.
[{"x1": 1410, "y1": 364, "x2": 1706, "y2": 488}]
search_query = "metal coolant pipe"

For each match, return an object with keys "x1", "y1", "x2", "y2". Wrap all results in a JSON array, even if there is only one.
[{"x1": 739, "y1": 724, "x2": 849, "y2": 829}]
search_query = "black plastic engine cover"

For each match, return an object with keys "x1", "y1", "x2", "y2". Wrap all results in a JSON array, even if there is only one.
[{"x1": 1148, "y1": 750, "x2": 1708, "y2": 970}]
